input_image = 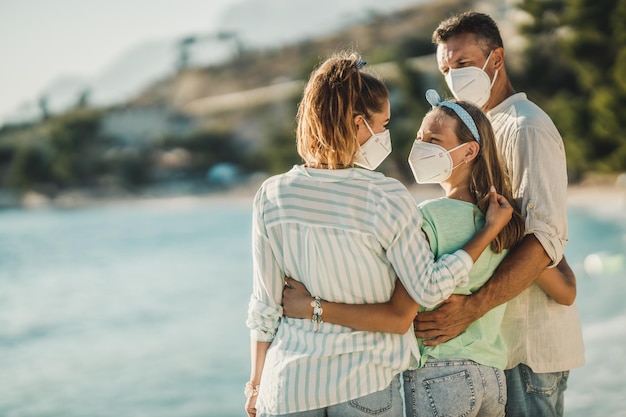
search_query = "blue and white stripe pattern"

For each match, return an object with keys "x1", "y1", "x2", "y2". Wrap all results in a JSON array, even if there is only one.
[{"x1": 247, "y1": 165, "x2": 471, "y2": 414}]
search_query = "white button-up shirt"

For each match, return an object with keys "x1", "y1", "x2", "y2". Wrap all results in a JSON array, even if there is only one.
[{"x1": 488, "y1": 93, "x2": 585, "y2": 372}]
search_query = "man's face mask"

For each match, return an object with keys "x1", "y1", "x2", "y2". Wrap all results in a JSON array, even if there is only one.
[
  {"x1": 354, "y1": 119, "x2": 392, "y2": 170},
  {"x1": 444, "y1": 50, "x2": 498, "y2": 108}
]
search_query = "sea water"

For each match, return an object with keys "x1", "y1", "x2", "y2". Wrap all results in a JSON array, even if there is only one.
[{"x1": 0, "y1": 193, "x2": 624, "y2": 417}]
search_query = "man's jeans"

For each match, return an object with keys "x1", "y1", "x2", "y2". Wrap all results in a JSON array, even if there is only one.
[
  {"x1": 505, "y1": 363, "x2": 569, "y2": 417},
  {"x1": 403, "y1": 359, "x2": 507, "y2": 417}
]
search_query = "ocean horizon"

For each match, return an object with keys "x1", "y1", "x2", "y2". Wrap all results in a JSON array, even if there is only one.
[{"x1": 0, "y1": 187, "x2": 624, "y2": 416}]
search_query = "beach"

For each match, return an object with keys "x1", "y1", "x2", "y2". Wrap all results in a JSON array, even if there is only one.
[{"x1": 567, "y1": 184, "x2": 626, "y2": 219}]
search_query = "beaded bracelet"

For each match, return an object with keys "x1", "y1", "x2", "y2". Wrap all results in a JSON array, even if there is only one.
[
  {"x1": 245, "y1": 381, "x2": 260, "y2": 399},
  {"x1": 310, "y1": 296, "x2": 323, "y2": 332}
]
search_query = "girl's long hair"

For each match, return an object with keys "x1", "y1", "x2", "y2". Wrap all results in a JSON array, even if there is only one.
[{"x1": 433, "y1": 101, "x2": 525, "y2": 252}]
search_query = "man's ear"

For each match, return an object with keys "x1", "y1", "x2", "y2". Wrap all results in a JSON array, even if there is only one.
[{"x1": 492, "y1": 47, "x2": 505, "y2": 71}]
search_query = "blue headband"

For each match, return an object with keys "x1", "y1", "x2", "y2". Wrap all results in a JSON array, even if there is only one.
[{"x1": 425, "y1": 89, "x2": 481, "y2": 144}]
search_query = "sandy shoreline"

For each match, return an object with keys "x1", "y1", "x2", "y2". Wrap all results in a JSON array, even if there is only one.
[
  {"x1": 411, "y1": 184, "x2": 626, "y2": 221},
  {"x1": 566, "y1": 185, "x2": 626, "y2": 222}
]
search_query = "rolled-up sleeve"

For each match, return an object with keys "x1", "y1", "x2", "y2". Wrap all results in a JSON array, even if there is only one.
[
  {"x1": 246, "y1": 188, "x2": 284, "y2": 342},
  {"x1": 508, "y1": 126, "x2": 568, "y2": 266}
]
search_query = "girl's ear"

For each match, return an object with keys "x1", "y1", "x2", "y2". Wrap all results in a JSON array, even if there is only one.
[{"x1": 465, "y1": 141, "x2": 481, "y2": 163}]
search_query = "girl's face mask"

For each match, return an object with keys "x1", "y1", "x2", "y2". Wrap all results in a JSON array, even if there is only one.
[{"x1": 408, "y1": 140, "x2": 468, "y2": 184}]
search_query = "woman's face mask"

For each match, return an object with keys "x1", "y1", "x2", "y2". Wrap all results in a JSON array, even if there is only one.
[
  {"x1": 354, "y1": 119, "x2": 392, "y2": 170},
  {"x1": 444, "y1": 50, "x2": 498, "y2": 108},
  {"x1": 408, "y1": 140, "x2": 468, "y2": 184}
]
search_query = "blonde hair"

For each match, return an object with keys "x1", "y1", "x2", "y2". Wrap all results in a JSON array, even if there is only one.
[
  {"x1": 429, "y1": 102, "x2": 525, "y2": 252},
  {"x1": 296, "y1": 51, "x2": 389, "y2": 168}
]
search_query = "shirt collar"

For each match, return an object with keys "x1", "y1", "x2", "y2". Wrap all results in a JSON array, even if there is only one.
[
  {"x1": 289, "y1": 164, "x2": 385, "y2": 182},
  {"x1": 487, "y1": 92, "x2": 528, "y2": 117}
]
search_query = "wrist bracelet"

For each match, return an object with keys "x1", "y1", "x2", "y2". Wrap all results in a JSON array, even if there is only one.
[
  {"x1": 244, "y1": 382, "x2": 260, "y2": 398},
  {"x1": 310, "y1": 296, "x2": 323, "y2": 332}
]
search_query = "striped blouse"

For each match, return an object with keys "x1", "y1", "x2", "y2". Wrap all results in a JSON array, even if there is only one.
[{"x1": 246, "y1": 165, "x2": 472, "y2": 414}]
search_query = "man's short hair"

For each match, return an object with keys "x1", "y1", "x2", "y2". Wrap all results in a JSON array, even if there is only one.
[{"x1": 432, "y1": 11, "x2": 504, "y2": 56}]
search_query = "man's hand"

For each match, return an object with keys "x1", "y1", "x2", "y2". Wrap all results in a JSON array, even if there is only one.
[
  {"x1": 282, "y1": 277, "x2": 313, "y2": 319},
  {"x1": 413, "y1": 294, "x2": 477, "y2": 346}
]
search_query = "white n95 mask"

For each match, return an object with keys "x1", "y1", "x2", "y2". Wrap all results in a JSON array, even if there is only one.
[
  {"x1": 408, "y1": 140, "x2": 468, "y2": 184},
  {"x1": 354, "y1": 120, "x2": 392, "y2": 170},
  {"x1": 444, "y1": 51, "x2": 498, "y2": 108}
]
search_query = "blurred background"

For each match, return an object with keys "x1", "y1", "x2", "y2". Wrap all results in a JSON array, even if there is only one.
[{"x1": 0, "y1": 0, "x2": 625, "y2": 416}]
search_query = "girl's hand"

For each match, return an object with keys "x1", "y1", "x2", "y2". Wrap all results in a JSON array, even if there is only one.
[
  {"x1": 282, "y1": 277, "x2": 313, "y2": 319},
  {"x1": 484, "y1": 185, "x2": 513, "y2": 234}
]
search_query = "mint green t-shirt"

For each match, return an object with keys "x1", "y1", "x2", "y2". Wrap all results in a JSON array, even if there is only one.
[{"x1": 417, "y1": 197, "x2": 508, "y2": 369}]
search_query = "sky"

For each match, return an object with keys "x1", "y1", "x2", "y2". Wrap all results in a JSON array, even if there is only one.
[
  {"x1": 0, "y1": 0, "x2": 245, "y2": 125},
  {"x1": 0, "y1": 0, "x2": 430, "y2": 126}
]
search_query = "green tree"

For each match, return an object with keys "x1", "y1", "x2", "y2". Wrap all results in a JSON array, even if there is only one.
[
  {"x1": 385, "y1": 61, "x2": 430, "y2": 183},
  {"x1": 563, "y1": 0, "x2": 626, "y2": 171},
  {"x1": 4, "y1": 141, "x2": 53, "y2": 190},
  {"x1": 47, "y1": 109, "x2": 104, "y2": 186},
  {"x1": 515, "y1": 0, "x2": 626, "y2": 178},
  {"x1": 257, "y1": 100, "x2": 301, "y2": 174},
  {"x1": 162, "y1": 128, "x2": 253, "y2": 177},
  {"x1": 513, "y1": 0, "x2": 579, "y2": 98}
]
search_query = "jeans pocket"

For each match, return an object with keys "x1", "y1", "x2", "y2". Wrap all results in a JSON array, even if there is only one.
[
  {"x1": 521, "y1": 365, "x2": 563, "y2": 397},
  {"x1": 423, "y1": 370, "x2": 475, "y2": 417},
  {"x1": 349, "y1": 383, "x2": 393, "y2": 415},
  {"x1": 492, "y1": 368, "x2": 507, "y2": 406}
]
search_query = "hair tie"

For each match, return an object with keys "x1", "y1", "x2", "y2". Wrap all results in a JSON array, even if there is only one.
[
  {"x1": 425, "y1": 89, "x2": 481, "y2": 144},
  {"x1": 353, "y1": 59, "x2": 367, "y2": 72}
]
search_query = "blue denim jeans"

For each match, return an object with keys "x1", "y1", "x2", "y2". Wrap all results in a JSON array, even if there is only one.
[
  {"x1": 403, "y1": 359, "x2": 506, "y2": 417},
  {"x1": 260, "y1": 374, "x2": 404, "y2": 417},
  {"x1": 505, "y1": 363, "x2": 569, "y2": 417}
]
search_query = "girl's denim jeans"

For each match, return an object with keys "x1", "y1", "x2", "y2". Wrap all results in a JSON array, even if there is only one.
[{"x1": 403, "y1": 359, "x2": 506, "y2": 417}]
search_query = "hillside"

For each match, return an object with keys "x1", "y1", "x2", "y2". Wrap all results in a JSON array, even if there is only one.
[
  {"x1": 131, "y1": 0, "x2": 475, "y2": 116},
  {"x1": 1, "y1": 0, "x2": 539, "y2": 207}
]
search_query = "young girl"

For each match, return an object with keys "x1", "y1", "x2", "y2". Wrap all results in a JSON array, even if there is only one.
[
  {"x1": 245, "y1": 55, "x2": 514, "y2": 417},
  {"x1": 282, "y1": 90, "x2": 576, "y2": 417}
]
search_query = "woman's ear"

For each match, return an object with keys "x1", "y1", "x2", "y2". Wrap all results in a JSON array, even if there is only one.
[{"x1": 353, "y1": 115, "x2": 363, "y2": 129}]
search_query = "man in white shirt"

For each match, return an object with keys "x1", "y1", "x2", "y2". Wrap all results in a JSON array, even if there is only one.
[{"x1": 414, "y1": 11, "x2": 585, "y2": 417}]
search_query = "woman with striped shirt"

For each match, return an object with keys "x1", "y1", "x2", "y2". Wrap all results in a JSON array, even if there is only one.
[{"x1": 245, "y1": 52, "x2": 513, "y2": 417}]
